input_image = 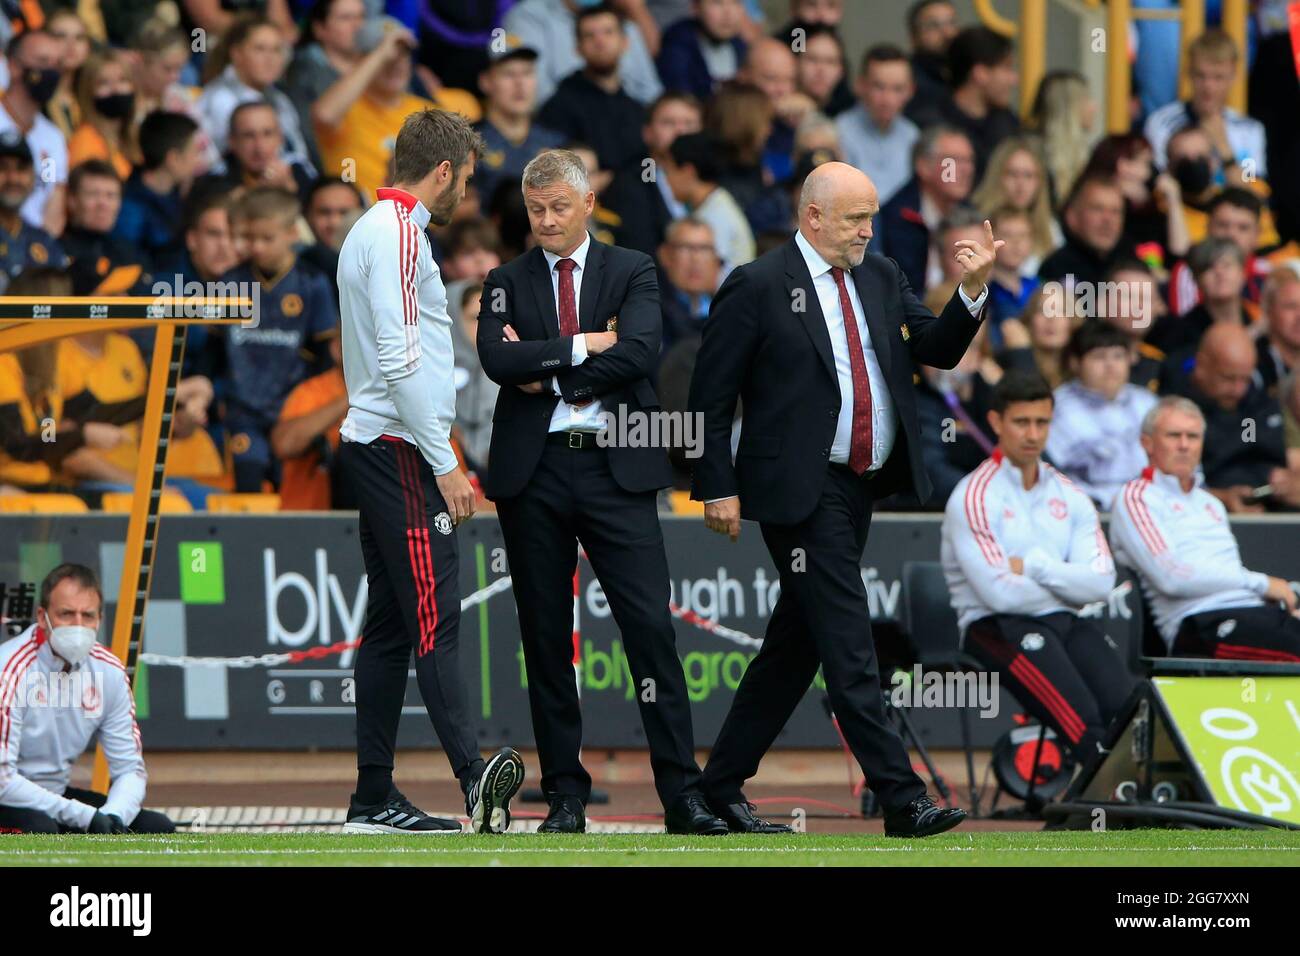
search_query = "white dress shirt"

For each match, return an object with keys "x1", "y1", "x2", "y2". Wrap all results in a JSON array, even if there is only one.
[
  {"x1": 794, "y1": 229, "x2": 988, "y2": 471},
  {"x1": 542, "y1": 231, "x2": 605, "y2": 433}
]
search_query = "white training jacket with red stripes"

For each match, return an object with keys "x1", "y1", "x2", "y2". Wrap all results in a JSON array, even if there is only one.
[
  {"x1": 1109, "y1": 466, "x2": 1268, "y2": 647},
  {"x1": 338, "y1": 186, "x2": 459, "y2": 475},
  {"x1": 0, "y1": 625, "x2": 146, "y2": 829},
  {"x1": 941, "y1": 449, "x2": 1116, "y2": 633}
]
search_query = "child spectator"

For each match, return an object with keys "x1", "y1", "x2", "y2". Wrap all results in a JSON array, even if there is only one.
[
  {"x1": 218, "y1": 187, "x2": 339, "y2": 492},
  {"x1": 114, "y1": 111, "x2": 203, "y2": 268},
  {"x1": 986, "y1": 206, "x2": 1041, "y2": 340},
  {"x1": 1046, "y1": 321, "x2": 1158, "y2": 508}
]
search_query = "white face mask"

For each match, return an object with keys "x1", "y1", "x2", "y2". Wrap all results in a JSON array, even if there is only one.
[{"x1": 45, "y1": 622, "x2": 98, "y2": 667}]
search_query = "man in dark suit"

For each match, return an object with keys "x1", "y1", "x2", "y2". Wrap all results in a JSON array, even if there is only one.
[
  {"x1": 477, "y1": 149, "x2": 728, "y2": 836},
  {"x1": 689, "y1": 161, "x2": 1002, "y2": 836}
]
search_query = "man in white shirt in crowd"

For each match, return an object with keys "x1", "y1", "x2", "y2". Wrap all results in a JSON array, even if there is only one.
[
  {"x1": 942, "y1": 370, "x2": 1135, "y2": 765},
  {"x1": 1110, "y1": 395, "x2": 1300, "y2": 660},
  {"x1": 0, "y1": 564, "x2": 172, "y2": 834}
]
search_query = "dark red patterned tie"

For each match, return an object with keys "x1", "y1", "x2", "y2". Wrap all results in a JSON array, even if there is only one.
[
  {"x1": 556, "y1": 258, "x2": 579, "y2": 336},
  {"x1": 831, "y1": 266, "x2": 874, "y2": 475}
]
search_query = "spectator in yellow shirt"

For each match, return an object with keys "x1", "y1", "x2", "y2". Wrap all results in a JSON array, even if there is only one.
[{"x1": 312, "y1": 17, "x2": 480, "y2": 202}]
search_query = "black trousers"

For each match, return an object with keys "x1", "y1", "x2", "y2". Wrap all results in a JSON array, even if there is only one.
[
  {"x1": 0, "y1": 786, "x2": 174, "y2": 834},
  {"x1": 1173, "y1": 604, "x2": 1300, "y2": 661},
  {"x1": 964, "y1": 612, "x2": 1135, "y2": 761},
  {"x1": 702, "y1": 464, "x2": 927, "y2": 813},
  {"x1": 496, "y1": 441, "x2": 701, "y2": 807},
  {"x1": 339, "y1": 437, "x2": 482, "y2": 788}
]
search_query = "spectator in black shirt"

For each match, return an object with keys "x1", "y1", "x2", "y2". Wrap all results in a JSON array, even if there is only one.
[
  {"x1": 198, "y1": 100, "x2": 315, "y2": 199},
  {"x1": 1152, "y1": 238, "x2": 1251, "y2": 360},
  {"x1": 915, "y1": 26, "x2": 1020, "y2": 180},
  {"x1": 61, "y1": 160, "x2": 151, "y2": 297},
  {"x1": 657, "y1": 216, "x2": 721, "y2": 352},
  {"x1": 903, "y1": 0, "x2": 958, "y2": 124},
  {"x1": 604, "y1": 91, "x2": 702, "y2": 256},
  {"x1": 299, "y1": 177, "x2": 363, "y2": 303},
  {"x1": 1164, "y1": 322, "x2": 1291, "y2": 511},
  {"x1": 538, "y1": 4, "x2": 648, "y2": 175},
  {"x1": 791, "y1": 23, "x2": 854, "y2": 118},
  {"x1": 1039, "y1": 174, "x2": 1134, "y2": 287}
]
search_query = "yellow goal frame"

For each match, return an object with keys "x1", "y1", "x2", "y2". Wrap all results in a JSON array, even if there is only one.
[{"x1": 0, "y1": 296, "x2": 250, "y2": 793}]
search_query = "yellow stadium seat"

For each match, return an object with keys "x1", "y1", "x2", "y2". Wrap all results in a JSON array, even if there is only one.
[
  {"x1": 669, "y1": 490, "x2": 705, "y2": 515},
  {"x1": 0, "y1": 493, "x2": 90, "y2": 514},
  {"x1": 205, "y1": 493, "x2": 280, "y2": 513},
  {"x1": 101, "y1": 491, "x2": 193, "y2": 513}
]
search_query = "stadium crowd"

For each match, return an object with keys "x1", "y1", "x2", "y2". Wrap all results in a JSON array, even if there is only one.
[{"x1": 0, "y1": 0, "x2": 1295, "y2": 519}]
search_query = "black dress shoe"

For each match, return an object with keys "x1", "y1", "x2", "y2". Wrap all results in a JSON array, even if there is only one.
[
  {"x1": 664, "y1": 792, "x2": 730, "y2": 835},
  {"x1": 712, "y1": 801, "x2": 793, "y2": 834},
  {"x1": 883, "y1": 794, "x2": 967, "y2": 838},
  {"x1": 538, "y1": 795, "x2": 586, "y2": 833}
]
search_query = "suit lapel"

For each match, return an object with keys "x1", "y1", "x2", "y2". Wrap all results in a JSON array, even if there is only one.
[
  {"x1": 579, "y1": 237, "x2": 605, "y2": 332},
  {"x1": 784, "y1": 240, "x2": 836, "y2": 383},
  {"x1": 852, "y1": 263, "x2": 892, "y2": 377},
  {"x1": 527, "y1": 247, "x2": 558, "y2": 339}
]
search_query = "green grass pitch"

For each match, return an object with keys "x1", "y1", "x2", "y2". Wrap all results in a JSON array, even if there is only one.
[{"x1": 2, "y1": 830, "x2": 1298, "y2": 866}]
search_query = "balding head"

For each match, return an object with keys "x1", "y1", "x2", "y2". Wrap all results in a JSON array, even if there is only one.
[
  {"x1": 743, "y1": 38, "x2": 798, "y2": 102},
  {"x1": 799, "y1": 162, "x2": 878, "y2": 270},
  {"x1": 1192, "y1": 322, "x2": 1257, "y2": 410}
]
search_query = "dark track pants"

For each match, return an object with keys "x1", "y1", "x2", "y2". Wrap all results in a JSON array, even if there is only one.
[
  {"x1": 1173, "y1": 604, "x2": 1300, "y2": 661},
  {"x1": 495, "y1": 442, "x2": 702, "y2": 808},
  {"x1": 702, "y1": 464, "x2": 927, "y2": 813},
  {"x1": 964, "y1": 612, "x2": 1135, "y2": 762},
  {"x1": 340, "y1": 436, "x2": 482, "y2": 788},
  {"x1": 0, "y1": 787, "x2": 174, "y2": 834}
]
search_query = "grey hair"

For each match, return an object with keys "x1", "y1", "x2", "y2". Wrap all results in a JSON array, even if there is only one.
[
  {"x1": 521, "y1": 149, "x2": 590, "y2": 197},
  {"x1": 911, "y1": 123, "x2": 970, "y2": 165},
  {"x1": 663, "y1": 215, "x2": 714, "y2": 244},
  {"x1": 1187, "y1": 236, "x2": 1245, "y2": 278},
  {"x1": 793, "y1": 111, "x2": 839, "y2": 150},
  {"x1": 1141, "y1": 395, "x2": 1206, "y2": 437}
]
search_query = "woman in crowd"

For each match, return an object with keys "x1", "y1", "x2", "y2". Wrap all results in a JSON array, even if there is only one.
[
  {"x1": 705, "y1": 81, "x2": 775, "y2": 214},
  {"x1": 45, "y1": 9, "x2": 94, "y2": 139},
  {"x1": 1082, "y1": 132, "x2": 1188, "y2": 265},
  {"x1": 1028, "y1": 70, "x2": 1097, "y2": 209},
  {"x1": 972, "y1": 135, "x2": 1058, "y2": 275},
  {"x1": 68, "y1": 50, "x2": 141, "y2": 182},
  {"x1": 132, "y1": 20, "x2": 217, "y2": 174},
  {"x1": 998, "y1": 285, "x2": 1076, "y2": 389}
]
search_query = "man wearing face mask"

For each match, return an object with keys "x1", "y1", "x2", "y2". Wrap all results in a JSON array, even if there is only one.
[
  {"x1": 0, "y1": 564, "x2": 174, "y2": 834},
  {"x1": 0, "y1": 30, "x2": 69, "y2": 236},
  {"x1": 0, "y1": 130, "x2": 70, "y2": 293}
]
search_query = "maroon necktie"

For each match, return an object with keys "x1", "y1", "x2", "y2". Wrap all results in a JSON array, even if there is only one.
[
  {"x1": 556, "y1": 258, "x2": 579, "y2": 336},
  {"x1": 830, "y1": 266, "x2": 874, "y2": 475}
]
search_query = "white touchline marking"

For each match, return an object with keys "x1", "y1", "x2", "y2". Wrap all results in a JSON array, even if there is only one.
[{"x1": 0, "y1": 845, "x2": 1295, "y2": 857}]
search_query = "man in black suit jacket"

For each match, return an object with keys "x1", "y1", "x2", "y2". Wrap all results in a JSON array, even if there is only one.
[
  {"x1": 477, "y1": 149, "x2": 727, "y2": 836},
  {"x1": 689, "y1": 161, "x2": 1003, "y2": 836}
]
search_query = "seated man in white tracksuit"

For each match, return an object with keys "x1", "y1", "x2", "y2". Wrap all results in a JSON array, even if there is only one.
[
  {"x1": 0, "y1": 564, "x2": 172, "y2": 834},
  {"x1": 1110, "y1": 395, "x2": 1300, "y2": 660},
  {"x1": 941, "y1": 370, "x2": 1136, "y2": 763}
]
